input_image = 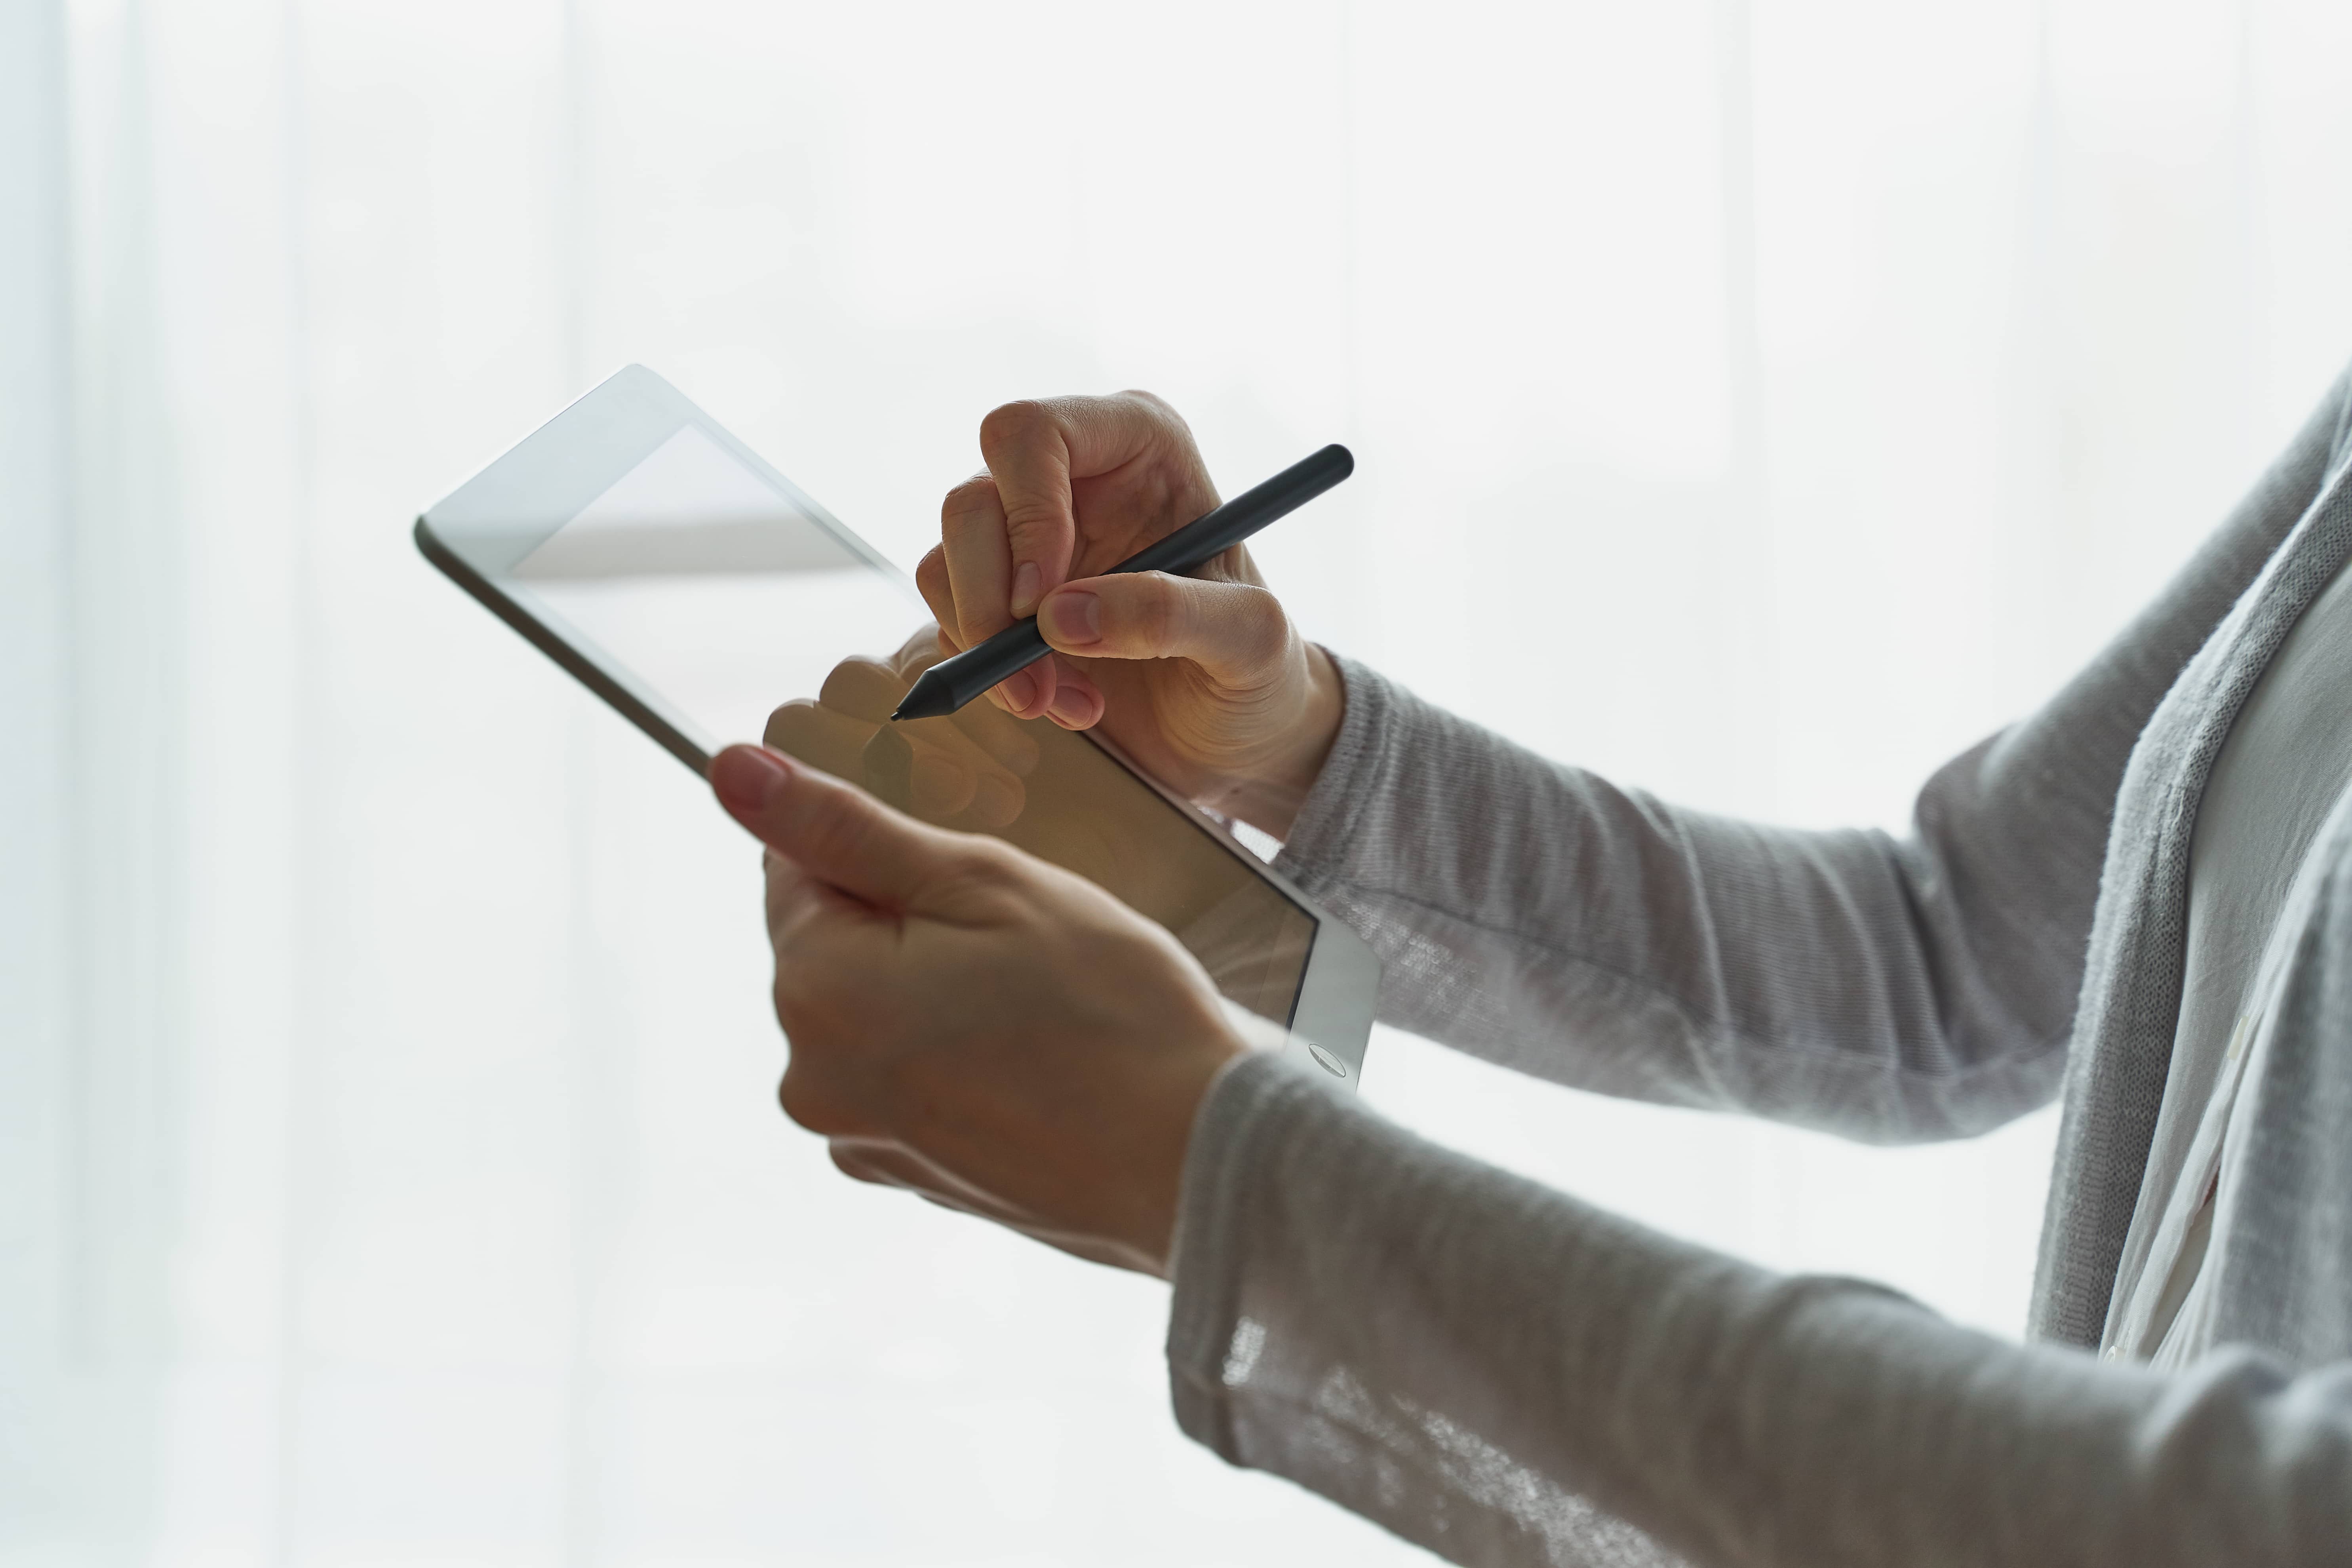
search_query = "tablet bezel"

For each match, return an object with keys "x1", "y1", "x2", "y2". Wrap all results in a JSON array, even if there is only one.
[{"x1": 414, "y1": 365, "x2": 1377, "y2": 1082}]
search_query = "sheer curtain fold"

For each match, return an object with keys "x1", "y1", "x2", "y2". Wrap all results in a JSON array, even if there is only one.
[
  {"x1": 7, "y1": 3, "x2": 2352, "y2": 1565},
  {"x1": 0, "y1": 0, "x2": 77, "y2": 1524},
  {"x1": 6, "y1": 0, "x2": 194, "y2": 1545}
]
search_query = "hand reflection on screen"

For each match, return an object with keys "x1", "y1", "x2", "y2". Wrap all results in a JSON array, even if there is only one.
[
  {"x1": 763, "y1": 627, "x2": 1037, "y2": 830},
  {"x1": 760, "y1": 622, "x2": 1317, "y2": 1026}
]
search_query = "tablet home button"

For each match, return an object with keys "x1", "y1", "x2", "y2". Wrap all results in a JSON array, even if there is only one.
[{"x1": 1307, "y1": 1043, "x2": 1349, "y2": 1079}]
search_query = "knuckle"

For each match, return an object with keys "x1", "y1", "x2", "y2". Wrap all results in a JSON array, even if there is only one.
[
  {"x1": 914, "y1": 544, "x2": 947, "y2": 585},
  {"x1": 999, "y1": 498, "x2": 1066, "y2": 542},
  {"x1": 1130, "y1": 573, "x2": 1183, "y2": 647},
  {"x1": 1115, "y1": 387, "x2": 1185, "y2": 430},
  {"x1": 977, "y1": 841, "x2": 1048, "y2": 903},
  {"x1": 935, "y1": 836, "x2": 1017, "y2": 898},
  {"x1": 938, "y1": 485, "x2": 999, "y2": 541},
  {"x1": 914, "y1": 545, "x2": 950, "y2": 601},
  {"x1": 1003, "y1": 526, "x2": 1059, "y2": 557},
  {"x1": 761, "y1": 700, "x2": 797, "y2": 749},
  {"x1": 940, "y1": 473, "x2": 996, "y2": 514},
  {"x1": 978, "y1": 399, "x2": 1052, "y2": 453},
  {"x1": 1232, "y1": 584, "x2": 1288, "y2": 658}
]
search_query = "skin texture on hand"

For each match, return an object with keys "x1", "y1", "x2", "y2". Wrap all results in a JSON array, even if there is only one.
[
  {"x1": 915, "y1": 391, "x2": 1344, "y2": 839},
  {"x1": 709, "y1": 740, "x2": 1246, "y2": 1277}
]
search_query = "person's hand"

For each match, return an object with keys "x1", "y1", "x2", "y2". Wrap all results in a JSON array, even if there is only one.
[
  {"x1": 917, "y1": 392, "x2": 1343, "y2": 838},
  {"x1": 763, "y1": 626, "x2": 1037, "y2": 828},
  {"x1": 709, "y1": 740, "x2": 1247, "y2": 1277}
]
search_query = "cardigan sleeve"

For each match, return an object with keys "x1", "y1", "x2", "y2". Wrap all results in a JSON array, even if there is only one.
[
  {"x1": 1273, "y1": 374, "x2": 2330, "y2": 1141},
  {"x1": 1168, "y1": 1051, "x2": 2352, "y2": 1568}
]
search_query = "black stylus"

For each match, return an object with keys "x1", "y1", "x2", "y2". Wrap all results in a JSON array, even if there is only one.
[{"x1": 890, "y1": 442, "x2": 1354, "y2": 722}]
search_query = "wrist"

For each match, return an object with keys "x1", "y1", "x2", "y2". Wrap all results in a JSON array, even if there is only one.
[
  {"x1": 1225, "y1": 644, "x2": 1344, "y2": 839},
  {"x1": 1126, "y1": 1012, "x2": 1250, "y2": 1279}
]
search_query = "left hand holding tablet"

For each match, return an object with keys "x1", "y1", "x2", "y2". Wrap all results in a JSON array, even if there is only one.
[{"x1": 710, "y1": 741, "x2": 1246, "y2": 1277}]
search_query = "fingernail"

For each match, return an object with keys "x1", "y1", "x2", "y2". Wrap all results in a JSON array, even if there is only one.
[
  {"x1": 1048, "y1": 682, "x2": 1097, "y2": 728},
  {"x1": 713, "y1": 746, "x2": 794, "y2": 814},
  {"x1": 1010, "y1": 561, "x2": 1042, "y2": 617},
  {"x1": 998, "y1": 666, "x2": 1038, "y2": 712},
  {"x1": 1039, "y1": 590, "x2": 1101, "y2": 647}
]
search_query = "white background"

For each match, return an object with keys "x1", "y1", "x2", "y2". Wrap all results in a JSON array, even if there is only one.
[{"x1": 6, "y1": 2, "x2": 2351, "y2": 1564}]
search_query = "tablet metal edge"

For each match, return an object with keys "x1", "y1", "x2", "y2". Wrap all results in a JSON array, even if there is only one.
[{"x1": 414, "y1": 514, "x2": 713, "y2": 776}]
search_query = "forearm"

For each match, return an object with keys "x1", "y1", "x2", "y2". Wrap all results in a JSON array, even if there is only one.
[
  {"x1": 1266, "y1": 376, "x2": 2348, "y2": 1140},
  {"x1": 1274, "y1": 658, "x2": 2085, "y2": 1138},
  {"x1": 1171, "y1": 1056, "x2": 2352, "y2": 1568}
]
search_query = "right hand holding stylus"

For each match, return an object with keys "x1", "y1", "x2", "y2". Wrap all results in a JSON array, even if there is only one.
[{"x1": 916, "y1": 392, "x2": 1343, "y2": 838}]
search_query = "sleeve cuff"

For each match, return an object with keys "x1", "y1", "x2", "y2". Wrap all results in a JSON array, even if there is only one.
[
  {"x1": 1272, "y1": 652, "x2": 1397, "y2": 898},
  {"x1": 1163, "y1": 1048, "x2": 1344, "y2": 1460}
]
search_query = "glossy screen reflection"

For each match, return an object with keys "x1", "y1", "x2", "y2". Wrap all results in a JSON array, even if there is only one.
[{"x1": 500, "y1": 423, "x2": 1316, "y2": 1027}]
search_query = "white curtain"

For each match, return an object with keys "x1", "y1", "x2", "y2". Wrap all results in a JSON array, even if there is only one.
[{"x1": 8, "y1": 1, "x2": 2350, "y2": 1562}]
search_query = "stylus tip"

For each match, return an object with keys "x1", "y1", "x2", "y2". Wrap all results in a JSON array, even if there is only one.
[{"x1": 890, "y1": 672, "x2": 959, "y2": 723}]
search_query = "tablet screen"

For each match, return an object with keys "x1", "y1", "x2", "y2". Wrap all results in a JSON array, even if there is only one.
[{"x1": 497, "y1": 422, "x2": 1317, "y2": 1026}]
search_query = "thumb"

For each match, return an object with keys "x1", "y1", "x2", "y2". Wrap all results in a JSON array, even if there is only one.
[
  {"x1": 1035, "y1": 572, "x2": 1291, "y2": 686},
  {"x1": 711, "y1": 744, "x2": 955, "y2": 908}
]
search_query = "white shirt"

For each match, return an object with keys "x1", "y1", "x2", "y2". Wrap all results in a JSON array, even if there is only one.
[{"x1": 2109, "y1": 550, "x2": 2352, "y2": 1362}]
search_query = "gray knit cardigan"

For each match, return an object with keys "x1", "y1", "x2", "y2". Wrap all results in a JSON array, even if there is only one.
[{"x1": 1166, "y1": 367, "x2": 2352, "y2": 1565}]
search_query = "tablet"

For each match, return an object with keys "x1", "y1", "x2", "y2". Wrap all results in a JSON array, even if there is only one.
[{"x1": 414, "y1": 365, "x2": 1377, "y2": 1082}]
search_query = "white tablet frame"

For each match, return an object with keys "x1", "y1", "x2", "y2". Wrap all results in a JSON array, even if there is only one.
[{"x1": 415, "y1": 364, "x2": 1378, "y2": 1084}]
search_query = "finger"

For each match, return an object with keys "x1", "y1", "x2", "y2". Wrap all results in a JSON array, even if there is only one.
[
  {"x1": 977, "y1": 393, "x2": 1192, "y2": 617},
  {"x1": 763, "y1": 698, "x2": 874, "y2": 781},
  {"x1": 826, "y1": 1138, "x2": 942, "y2": 1191},
  {"x1": 935, "y1": 476, "x2": 1059, "y2": 717},
  {"x1": 713, "y1": 743, "x2": 971, "y2": 909},
  {"x1": 1035, "y1": 572, "x2": 1290, "y2": 687},
  {"x1": 961, "y1": 767, "x2": 1022, "y2": 828},
  {"x1": 869, "y1": 717, "x2": 1022, "y2": 830},
  {"x1": 823, "y1": 1135, "x2": 1159, "y2": 1273},
  {"x1": 914, "y1": 549, "x2": 963, "y2": 650},
  {"x1": 859, "y1": 724, "x2": 917, "y2": 811},
  {"x1": 825, "y1": 1138, "x2": 1039, "y2": 1225},
  {"x1": 908, "y1": 743, "x2": 978, "y2": 818},
  {"x1": 896, "y1": 711, "x2": 1012, "y2": 780},
  {"x1": 997, "y1": 653, "x2": 1056, "y2": 722},
  {"x1": 894, "y1": 717, "x2": 1028, "y2": 826},
  {"x1": 947, "y1": 696, "x2": 1039, "y2": 777},
  {"x1": 1043, "y1": 659, "x2": 1104, "y2": 731},
  {"x1": 938, "y1": 473, "x2": 1014, "y2": 650},
  {"x1": 818, "y1": 656, "x2": 908, "y2": 724},
  {"x1": 896, "y1": 617, "x2": 1043, "y2": 752},
  {"x1": 884, "y1": 700, "x2": 1025, "y2": 827},
  {"x1": 800, "y1": 647, "x2": 1023, "y2": 825}
]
